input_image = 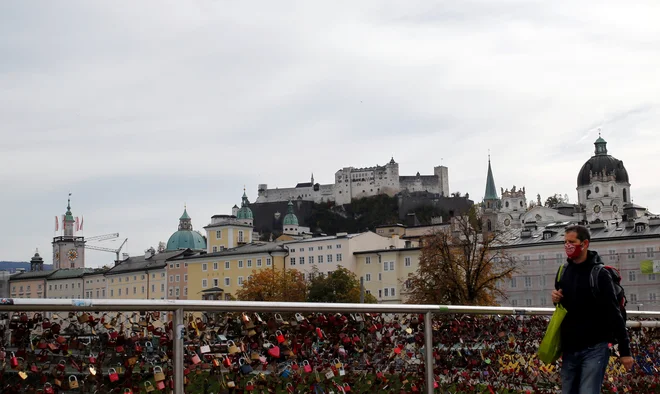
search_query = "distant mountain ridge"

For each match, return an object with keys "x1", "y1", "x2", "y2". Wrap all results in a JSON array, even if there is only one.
[{"x1": 0, "y1": 261, "x2": 53, "y2": 273}]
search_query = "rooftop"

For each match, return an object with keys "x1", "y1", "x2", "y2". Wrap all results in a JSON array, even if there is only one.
[
  {"x1": 106, "y1": 250, "x2": 189, "y2": 275},
  {"x1": 171, "y1": 242, "x2": 289, "y2": 261},
  {"x1": 354, "y1": 246, "x2": 422, "y2": 255}
]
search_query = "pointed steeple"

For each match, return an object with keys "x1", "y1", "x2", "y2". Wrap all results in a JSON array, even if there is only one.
[{"x1": 484, "y1": 155, "x2": 499, "y2": 201}]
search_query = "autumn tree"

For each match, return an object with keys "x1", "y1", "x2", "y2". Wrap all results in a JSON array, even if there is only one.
[
  {"x1": 236, "y1": 268, "x2": 308, "y2": 302},
  {"x1": 307, "y1": 266, "x2": 377, "y2": 303},
  {"x1": 406, "y1": 206, "x2": 518, "y2": 306}
]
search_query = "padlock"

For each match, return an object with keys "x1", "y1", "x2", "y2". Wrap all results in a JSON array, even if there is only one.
[
  {"x1": 68, "y1": 375, "x2": 79, "y2": 389},
  {"x1": 144, "y1": 381, "x2": 155, "y2": 392},
  {"x1": 280, "y1": 366, "x2": 291, "y2": 378},
  {"x1": 295, "y1": 313, "x2": 305, "y2": 322},
  {"x1": 124, "y1": 389, "x2": 133, "y2": 394},
  {"x1": 276, "y1": 330, "x2": 285, "y2": 344},
  {"x1": 227, "y1": 340, "x2": 239, "y2": 354},
  {"x1": 303, "y1": 360, "x2": 312, "y2": 373},
  {"x1": 200, "y1": 342, "x2": 210, "y2": 354},
  {"x1": 286, "y1": 383, "x2": 294, "y2": 393},
  {"x1": 155, "y1": 380, "x2": 166, "y2": 390},
  {"x1": 268, "y1": 344, "x2": 280, "y2": 358},
  {"x1": 190, "y1": 351, "x2": 201, "y2": 364},
  {"x1": 343, "y1": 383, "x2": 351, "y2": 392},
  {"x1": 245, "y1": 380, "x2": 255, "y2": 391},
  {"x1": 154, "y1": 366, "x2": 166, "y2": 381},
  {"x1": 10, "y1": 352, "x2": 18, "y2": 368},
  {"x1": 109, "y1": 368, "x2": 120, "y2": 382},
  {"x1": 44, "y1": 383, "x2": 55, "y2": 394},
  {"x1": 325, "y1": 370, "x2": 335, "y2": 380},
  {"x1": 239, "y1": 358, "x2": 253, "y2": 374}
]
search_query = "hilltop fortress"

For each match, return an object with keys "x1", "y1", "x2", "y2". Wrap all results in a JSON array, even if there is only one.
[{"x1": 256, "y1": 157, "x2": 449, "y2": 205}]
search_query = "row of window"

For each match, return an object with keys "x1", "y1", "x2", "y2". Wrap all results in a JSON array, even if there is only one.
[
  {"x1": 168, "y1": 287, "x2": 188, "y2": 297},
  {"x1": 201, "y1": 276, "x2": 253, "y2": 288},
  {"x1": 290, "y1": 245, "x2": 342, "y2": 253},
  {"x1": 519, "y1": 248, "x2": 659, "y2": 265},
  {"x1": 110, "y1": 272, "x2": 165, "y2": 284},
  {"x1": 84, "y1": 289, "x2": 107, "y2": 298},
  {"x1": 378, "y1": 287, "x2": 397, "y2": 298},
  {"x1": 364, "y1": 257, "x2": 413, "y2": 267},
  {"x1": 168, "y1": 263, "x2": 188, "y2": 269},
  {"x1": 290, "y1": 254, "x2": 343, "y2": 265},
  {"x1": 202, "y1": 258, "x2": 272, "y2": 271},
  {"x1": 509, "y1": 272, "x2": 657, "y2": 288},
  {"x1": 213, "y1": 230, "x2": 247, "y2": 241},
  {"x1": 169, "y1": 274, "x2": 188, "y2": 283},
  {"x1": 109, "y1": 283, "x2": 165, "y2": 297},
  {"x1": 511, "y1": 293, "x2": 658, "y2": 307}
]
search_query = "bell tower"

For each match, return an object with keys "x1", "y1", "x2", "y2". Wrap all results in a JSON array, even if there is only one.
[
  {"x1": 482, "y1": 155, "x2": 500, "y2": 234},
  {"x1": 52, "y1": 195, "x2": 86, "y2": 269}
]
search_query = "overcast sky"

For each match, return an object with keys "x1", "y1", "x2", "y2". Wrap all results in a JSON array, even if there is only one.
[{"x1": 1, "y1": 1, "x2": 659, "y2": 267}]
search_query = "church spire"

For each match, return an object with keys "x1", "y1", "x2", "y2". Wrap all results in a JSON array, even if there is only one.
[{"x1": 484, "y1": 155, "x2": 499, "y2": 201}]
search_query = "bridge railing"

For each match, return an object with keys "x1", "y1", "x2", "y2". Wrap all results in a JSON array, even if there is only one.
[{"x1": 1, "y1": 299, "x2": 659, "y2": 394}]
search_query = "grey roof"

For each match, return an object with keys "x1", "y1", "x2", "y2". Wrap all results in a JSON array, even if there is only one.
[
  {"x1": 354, "y1": 246, "x2": 421, "y2": 255},
  {"x1": 282, "y1": 233, "x2": 361, "y2": 244},
  {"x1": 48, "y1": 268, "x2": 96, "y2": 280},
  {"x1": 105, "y1": 250, "x2": 188, "y2": 275},
  {"x1": 10, "y1": 270, "x2": 55, "y2": 281},
  {"x1": 171, "y1": 242, "x2": 289, "y2": 261},
  {"x1": 493, "y1": 220, "x2": 660, "y2": 249},
  {"x1": 200, "y1": 287, "x2": 224, "y2": 293}
]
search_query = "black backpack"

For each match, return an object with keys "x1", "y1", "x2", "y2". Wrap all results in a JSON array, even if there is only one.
[{"x1": 556, "y1": 262, "x2": 628, "y2": 323}]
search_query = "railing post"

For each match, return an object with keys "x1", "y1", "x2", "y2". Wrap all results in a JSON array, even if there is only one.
[
  {"x1": 174, "y1": 308, "x2": 184, "y2": 394},
  {"x1": 425, "y1": 311, "x2": 434, "y2": 394}
]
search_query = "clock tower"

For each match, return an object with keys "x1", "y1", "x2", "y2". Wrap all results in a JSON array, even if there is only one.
[{"x1": 52, "y1": 196, "x2": 86, "y2": 269}]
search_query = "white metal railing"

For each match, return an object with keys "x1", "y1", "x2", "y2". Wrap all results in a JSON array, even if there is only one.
[{"x1": 2, "y1": 298, "x2": 660, "y2": 394}]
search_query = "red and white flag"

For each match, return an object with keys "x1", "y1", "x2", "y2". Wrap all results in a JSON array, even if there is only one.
[
  {"x1": 55, "y1": 216, "x2": 59, "y2": 231},
  {"x1": 75, "y1": 217, "x2": 80, "y2": 232},
  {"x1": 80, "y1": 216, "x2": 84, "y2": 231}
]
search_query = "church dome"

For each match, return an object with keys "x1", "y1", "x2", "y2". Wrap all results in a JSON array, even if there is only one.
[
  {"x1": 236, "y1": 190, "x2": 254, "y2": 220},
  {"x1": 166, "y1": 208, "x2": 207, "y2": 251},
  {"x1": 577, "y1": 136, "x2": 629, "y2": 187},
  {"x1": 283, "y1": 200, "x2": 299, "y2": 226}
]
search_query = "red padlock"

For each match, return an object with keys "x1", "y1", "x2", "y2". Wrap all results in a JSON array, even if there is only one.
[
  {"x1": 302, "y1": 360, "x2": 312, "y2": 373},
  {"x1": 109, "y1": 368, "x2": 119, "y2": 382},
  {"x1": 44, "y1": 383, "x2": 54, "y2": 394},
  {"x1": 276, "y1": 330, "x2": 285, "y2": 344},
  {"x1": 10, "y1": 352, "x2": 18, "y2": 368},
  {"x1": 191, "y1": 352, "x2": 201, "y2": 364}
]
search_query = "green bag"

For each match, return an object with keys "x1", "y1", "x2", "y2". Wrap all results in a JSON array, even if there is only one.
[{"x1": 538, "y1": 303, "x2": 567, "y2": 364}]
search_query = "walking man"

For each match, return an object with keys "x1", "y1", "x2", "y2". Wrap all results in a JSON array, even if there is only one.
[{"x1": 551, "y1": 225, "x2": 633, "y2": 393}]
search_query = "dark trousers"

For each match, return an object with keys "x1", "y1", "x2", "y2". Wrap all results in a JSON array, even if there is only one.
[{"x1": 561, "y1": 341, "x2": 610, "y2": 394}]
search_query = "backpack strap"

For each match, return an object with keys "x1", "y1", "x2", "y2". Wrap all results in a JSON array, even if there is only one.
[{"x1": 590, "y1": 264, "x2": 605, "y2": 299}]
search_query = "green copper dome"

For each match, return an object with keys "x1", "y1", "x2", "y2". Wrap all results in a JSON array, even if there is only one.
[
  {"x1": 283, "y1": 200, "x2": 298, "y2": 226},
  {"x1": 166, "y1": 207, "x2": 206, "y2": 251},
  {"x1": 166, "y1": 230, "x2": 206, "y2": 251},
  {"x1": 236, "y1": 190, "x2": 253, "y2": 220}
]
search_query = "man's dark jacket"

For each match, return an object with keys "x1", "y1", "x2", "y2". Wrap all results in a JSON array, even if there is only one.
[{"x1": 555, "y1": 250, "x2": 631, "y2": 357}]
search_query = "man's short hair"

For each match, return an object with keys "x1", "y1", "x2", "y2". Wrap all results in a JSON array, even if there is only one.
[{"x1": 565, "y1": 225, "x2": 591, "y2": 242}]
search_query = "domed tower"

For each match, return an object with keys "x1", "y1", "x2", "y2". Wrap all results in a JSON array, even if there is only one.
[
  {"x1": 282, "y1": 200, "x2": 300, "y2": 235},
  {"x1": 577, "y1": 134, "x2": 630, "y2": 223},
  {"x1": 30, "y1": 250, "x2": 44, "y2": 272},
  {"x1": 236, "y1": 189, "x2": 254, "y2": 226},
  {"x1": 166, "y1": 207, "x2": 207, "y2": 251}
]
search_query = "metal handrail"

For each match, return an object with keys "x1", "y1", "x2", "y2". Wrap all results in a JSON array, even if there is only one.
[{"x1": 3, "y1": 298, "x2": 660, "y2": 394}]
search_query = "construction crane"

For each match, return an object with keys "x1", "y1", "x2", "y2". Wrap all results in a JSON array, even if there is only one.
[
  {"x1": 85, "y1": 238, "x2": 128, "y2": 264},
  {"x1": 85, "y1": 233, "x2": 119, "y2": 242}
]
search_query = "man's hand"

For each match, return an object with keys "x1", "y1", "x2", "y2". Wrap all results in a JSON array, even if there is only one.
[
  {"x1": 551, "y1": 289, "x2": 563, "y2": 304},
  {"x1": 621, "y1": 356, "x2": 634, "y2": 371}
]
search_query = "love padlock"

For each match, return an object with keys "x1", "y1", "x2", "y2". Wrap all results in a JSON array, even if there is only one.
[
  {"x1": 10, "y1": 352, "x2": 18, "y2": 368},
  {"x1": 109, "y1": 368, "x2": 120, "y2": 382},
  {"x1": 276, "y1": 330, "x2": 285, "y2": 344},
  {"x1": 190, "y1": 351, "x2": 201, "y2": 364},
  {"x1": 302, "y1": 360, "x2": 312, "y2": 373}
]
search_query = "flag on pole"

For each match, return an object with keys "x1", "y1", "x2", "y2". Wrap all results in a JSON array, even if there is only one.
[
  {"x1": 55, "y1": 216, "x2": 59, "y2": 232},
  {"x1": 75, "y1": 217, "x2": 80, "y2": 232},
  {"x1": 80, "y1": 216, "x2": 84, "y2": 231}
]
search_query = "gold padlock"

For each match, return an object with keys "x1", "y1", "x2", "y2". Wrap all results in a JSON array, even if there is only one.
[{"x1": 68, "y1": 375, "x2": 79, "y2": 389}]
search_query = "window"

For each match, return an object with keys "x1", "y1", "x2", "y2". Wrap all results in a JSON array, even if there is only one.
[
  {"x1": 247, "y1": 260, "x2": 252, "y2": 268},
  {"x1": 318, "y1": 255, "x2": 324, "y2": 263},
  {"x1": 118, "y1": 289, "x2": 122, "y2": 296},
  {"x1": 318, "y1": 246, "x2": 322, "y2": 250},
  {"x1": 224, "y1": 278, "x2": 230, "y2": 286},
  {"x1": 175, "y1": 275, "x2": 180, "y2": 282},
  {"x1": 213, "y1": 278, "x2": 219, "y2": 287},
  {"x1": 238, "y1": 277, "x2": 244, "y2": 286},
  {"x1": 97, "y1": 290, "x2": 100, "y2": 298},
  {"x1": 238, "y1": 231, "x2": 244, "y2": 243},
  {"x1": 184, "y1": 274, "x2": 188, "y2": 281},
  {"x1": 266, "y1": 258, "x2": 272, "y2": 266},
  {"x1": 540, "y1": 297, "x2": 547, "y2": 306},
  {"x1": 290, "y1": 257, "x2": 296, "y2": 266},
  {"x1": 524, "y1": 277, "x2": 532, "y2": 288},
  {"x1": 238, "y1": 260, "x2": 244, "y2": 268},
  {"x1": 523, "y1": 256, "x2": 531, "y2": 266},
  {"x1": 327, "y1": 254, "x2": 333, "y2": 263},
  {"x1": 405, "y1": 257, "x2": 411, "y2": 267},
  {"x1": 384, "y1": 288, "x2": 389, "y2": 297},
  {"x1": 366, "y1": 257, "x2": 371, "y2": 264},
  {"x1": 512, "y1": 300, "x2": 518, "y2": 307},
  {"x1": 510, "y1": 278, "x2": 517, "y2": 288},
  {"x1": 540, "y1": 276, "x2": 546, "y2": 287},
  {"x1": 327, "y1": 245, "x2": 332, "y2": 250},
  {"x1": 152, "y1": 284, "x2": 155, "y2": 293},
  {"x1": 389, "y1": 261, "x2": 394, "y2": 271},
  {"x1": 202, "y1": 279, "x2": 208, "y2": 288},
  {"x1": 299, "y1": 257, "x2": 305, "y2": 265},
  {"x1": 168, "y1": 288, "x2": 173, "y2": 297},
  {"x1": 175, "y1": 288, "x2": 180, "y2": 297},
  {"x1": 391, "y1": 287, "x2": 396, "y2": 297},
  {"x1": 141, "y1": 275, "x2": 145, "y2": 280},
  {"x1": 628, "y1": 248, "x2": 635, "y2": 259},
  {"x1": 405, "y1": 279, "x2": 412, "y2": 289},
  {"x1": 650, "y1": 274, "x2": 656, "y2": 281},
  {"x1": 225, "y1": 261, "x2": 230, "y2": 269},
  {"x1": 651, "y1": 293, "x2": 657, "y2": 302},
  {"x1": 110, "y1": 289, "x2": 114, "y2": 297},
  {"x1": 556, "y1": 253, "x2": 563, "y2": 263},
  {"x1": 48, "y1": 285, "x2": 52, "y2": 291},
  {"x1": 365, "y1": 274, "x2": 371, "y2": 282},
  {"x1": 336, "y1": 254, "x2": 342, "y2": 262},
  {"x1": 378, "y1": 290, "x2": 382, "y2": 298},
  {"x1": 336, "y1": 244, "x2": 341, "y2": 249},
  {"x1": 539, "y1": 255, "x2": 545, "y2": 265},
  {"x1": 609, "y1": 250, "x2": 617, "y2": 261},
  {"x1": 257, "y1": 259, "x2": 262, "y2": 267},
  {"x1": 141, "y1": 286, "x2": 145, "y2": 294},
  {"x1": 629, "y1": 270, "x2": 637, "y2": 282},
  {"x1": 630, "y1": 293, "x2": 638, "y2": 303},
  {"x1": 309, "y1": 247, "x2": 313, "y2": 251},
  {"x1": 213, "y1": 262, "x2": 218, "y2": 270},
  {"x1": 300, "y1": 248, "x2": 305, "y2": 252},
  {"x1": 212, "y1": 247, "x2": 218, "y2": 252},
  {"x1": 216, "y1": 230, "x2": 222, "y2": 239},
  {"x1": 184, "y1": 287, "x2": 188, "y2": 296},
  {"x1": 647, "y1": 247, "x2": 655, "y2": 258},
  {"x1": 132, "y1": 287, "x2": 136, "y2": 294},
  {"x1": 169, "y1": 264, "x2": 173, "y2": 269},
  {"x1": 309, "y1": 256, "x2": 314, "y2": 264},
  {"x1": 202, "y1": 263, "x2": 208, "y2": 271},
  {"x1": 378, "y1": 273, "x2": 382, "y2": 281},
  {"x1": 169, "y1": 275, "x2": 174, "y2": 283},
  {"x1": 526, "y1": 299, "x2": 532, "y2": 306}
]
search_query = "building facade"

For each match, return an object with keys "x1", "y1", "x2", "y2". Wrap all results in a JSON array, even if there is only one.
[
  {"x1": 52, "y1": 197, "x2": 86, "y2": 269},
  {"x1": 83, "y1": 270, "x2": 108, "y2": 299},
  {"x1": 256, "y1": 157, "x2": 449, "y2": 205},
  {"x1": 46, "y1": 268, "x2": 93, "y2": 299},
  {"x1": 175, "y1": 243, "x2": 289, "y2": 300},
  {"x1": 204, "y1": 215, "x2": 254, "y2": 253},
  {"x1": 354, "y1": 247, "x2": 421, "y2": 303},
  {"x1": 166, "y1": 259, "x2": 188, "y2": 300}
]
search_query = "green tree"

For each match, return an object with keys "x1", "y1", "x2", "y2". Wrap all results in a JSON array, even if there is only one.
[
  {"x1": 236, "y1": 268, "x2": 308, "y2": 302},
  {"x1": 307, "y1": 266, "x2": 377, "y2": 303}
]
